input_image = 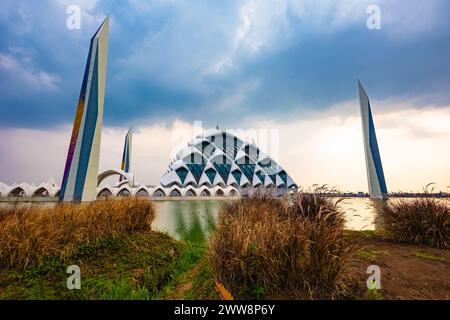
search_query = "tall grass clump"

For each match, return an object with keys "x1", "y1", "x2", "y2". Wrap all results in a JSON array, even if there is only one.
[
  {"x1": 379, "y1": 184, "x2": 450, "y2": 248},
  {"x1": 209, "y1": 188, "x2": 350, "y2": 300},
  {"x1": 0, "y1": 198, "x2": 156, "y2": 269}
]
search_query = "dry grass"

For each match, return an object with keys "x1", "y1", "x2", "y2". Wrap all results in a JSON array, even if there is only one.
[
  {"x1": 0, "y1": 198, "x2": 156, "y2": 269},
  {"x1": 378, "y1": 185, "x2": 450, "y2": 248},
  {"x1": 209, "y1": 188, "x2": 350, "y2": 300}
]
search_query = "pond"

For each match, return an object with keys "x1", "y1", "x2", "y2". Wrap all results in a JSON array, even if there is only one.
[
  {"x1": 3, "y1": 198, "x2": 439, "y2": 244},
  {"x1": 152, "y1": 198, "x2": 385, "y2": 243},
  {"x1": 152, "y1": 200, "x2": 221, "y2": 243}
]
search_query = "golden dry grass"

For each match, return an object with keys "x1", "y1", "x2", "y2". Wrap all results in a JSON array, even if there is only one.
[
  {"x1": 209, "y1": 190, "x2": 350, "y2": 300},
  {"x1": 378, "y1": 187, "x2": 450, "y2": 248},
  {"x1": 0, "y1": 198, "x2": 156, "y2": 269}
]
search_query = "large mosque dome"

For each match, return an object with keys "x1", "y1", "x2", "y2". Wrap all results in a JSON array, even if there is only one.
[{"x1": 160, "y1": 130, "x2": 297, "y2": 193}]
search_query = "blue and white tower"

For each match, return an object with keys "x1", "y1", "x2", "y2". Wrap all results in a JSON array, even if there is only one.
[
  {"x1": 120, "y1": 128, "x2": 133, "y2": 182},
  {"x1": 358, "y1": 80, "x2": 388, "y2": 199},
  {"x1": 60, "y1": 17, "x2": 110, "y2": 202}
]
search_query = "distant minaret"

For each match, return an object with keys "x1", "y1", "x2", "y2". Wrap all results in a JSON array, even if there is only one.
[
  {"x1": 358, "y1": 80, "x2": 388, "y2": 199},
  {"x1": 60, "y1": 17, "x2": 110, "y2": 202},
  {"x1": 120, "y1": 127, "x2": 133, "y2": 181}
]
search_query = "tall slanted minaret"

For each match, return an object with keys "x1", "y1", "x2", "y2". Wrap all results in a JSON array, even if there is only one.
[
  {"x1": 60, "y1": 17, "x2": 110, "y2": 202},
  {"x1": 358, "y1": 80, "x2": 388, "y2": 199},
  {"x1": 120, "y1": 127, "x2": 133, "y2": 182}
]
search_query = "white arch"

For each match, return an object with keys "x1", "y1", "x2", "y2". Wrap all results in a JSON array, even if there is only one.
[
  {"x1": 213, "y1": 187, "x2": 225, "y2": 196},
  {"x1": 8, "y1": 186, "x2": 27, "y2": 197},
  {"x1": 97, "y1": 186, "x2": 113, "y2": 198},
  {"x1": 32, "y1": 187, "x2": 51, "y2": 197},
  {"x1": 198, "y1": 186, "x2": 212, "y2": 197},
  {"x1": 226, "y1": 187, "x2": 240, "y2": 197},
  {"x1": 98, "y1": 169, "x2": 133, "y2": 187},
  {"x1": 199, "y1": 181, "x2": 213, "y2": 188},
  {"x1": 214, "y1": 180, "x2": 226, "y2": 188},
  {"x1": 7, "y1": 183, "x2": 33, "y2": 197},
  {"x1": 114, "y1": 186, "x2": 132, "y2": 197},
  {"x1": 168, "y1": 187, "x2": 182, "y2": 197},
  {"x1": 133, "y1": 187, "x2": 150, "y2": 197},
  {"x1": 183, "y1": 188, "x2": 197, "y2": 197},
  {"x1": 152, "y1": 188, "x2": 167, "y2": 197}
]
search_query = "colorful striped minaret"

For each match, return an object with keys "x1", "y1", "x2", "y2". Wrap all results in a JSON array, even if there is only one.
[
  {"x1": 120, "y1": 128, "x2": 133, "y2": 182},
  {"x1": 358, "y1": 80, "x2": 388, "y2": 199},
  {"x1": 60, "y1": 17, "x2": 110, "y2": 202}
]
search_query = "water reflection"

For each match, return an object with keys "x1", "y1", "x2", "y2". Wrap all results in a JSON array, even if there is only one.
[
  {"x1": 4, "y1": 198, "x2": 444, "y2": 243},
  {"x1": 339, "y1": 198, "x2": 387, "y2": 231},
  {"x1": 153, "y1": 198, "x2": 387, "y2": 242},
  {"x1": 152, "y1": 200, "x2": 221, "y2": 243}
]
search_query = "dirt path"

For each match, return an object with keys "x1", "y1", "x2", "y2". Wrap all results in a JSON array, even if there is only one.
[
  {"x1": 347, "y1": 235, "x2": 450, "y2": 300},
  {"x1": 165, "y1": 264, "x2": 202, "y2": 300}
]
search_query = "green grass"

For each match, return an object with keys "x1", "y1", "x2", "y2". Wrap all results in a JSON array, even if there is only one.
[
  {"x1": 367, "y1": 288, "x2": 384, "y2": 300},
  {"x1": 0, "y1": 231, "x2": 205, "y2": 300},
  {"x1": 414, "y1": 251, "x2": 446, "y2": 262},
  {"x1": 151, "y1": 242, "x2": 205, "y2": 299},
  {"x1": 343, "y1": 229, "x2": 381, "y2": 240},
  {"x1": 356, "y1": 249, "x2": 390, "y2": 261},
  {"x1": 184, "y1": 257, "x2": 219, "y2": 300}
]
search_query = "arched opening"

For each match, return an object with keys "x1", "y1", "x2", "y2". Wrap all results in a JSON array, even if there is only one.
[
  {"x1": 98, "y1": 188, "x2": 113, "y2": 199},
  {"x1": 200, "y1": 181, "x2": 213, "y2": 188},
  {"x1": 241, "y1": 183, "x2": 251, "y2": 189},
  {"x1": 185, "y1": 189, "x2": 197, "y2": 197},
  {"x1": 229, "y1": 189, "x2": 238, "y2": 197},
  {"x1": 230, "y1": 182, "x2": 239, "y2": 189},
  {"x1": 8, "y1": 187, "x2": 26, "y2": 197},
  {"x1": 165, "y1": 181, "x2": 183, "y2": 188},
  {"x1": 33, "y1": 187, "x2": 50, "y2": 197},
  {"x1": 153, "y1": 189, "x2": 166, "y2": 197},
  {"x1": 136, "y1": 189, "x2": 150, "y2": 197},
  {"x1": 200, "y1": 189, "x2": 211, "y2": 197},
  {"x1": 185, "y1": 181, "x2": 198, "y2": 188},
  {"x1": 214, "y1": 182, "x2": 226, "y2": 188},
  {"x1": 170, "y1": 189, "x2": 182, "y2": 197},
  {"x1": 215, "y1": 189, "x2": 225, "y2": 196},
  {"x1": 117, "y1": 189, "x2": 131, "y2": 197}
]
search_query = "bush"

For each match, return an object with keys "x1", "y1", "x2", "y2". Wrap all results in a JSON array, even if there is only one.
[
  {"x1": 379, "y1": 186, "x2": 450, "y2": 248},
  {"x1": 209, "y1": 190, "x2": 350, "y2": 300},
  {"x1": 0, "y1": 198, "x2": 156, "y2": 269}
]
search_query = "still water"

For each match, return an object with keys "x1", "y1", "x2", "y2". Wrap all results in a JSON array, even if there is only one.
[
  {"x1": 152, "y1": 198, "x2": 383, "y2": 243},
  {"x1": 0, "y1": 198, "x2": 415, "y2": 243},
  {"x1": 152, "y1": 200, "x2": 222, "y2": 243}
]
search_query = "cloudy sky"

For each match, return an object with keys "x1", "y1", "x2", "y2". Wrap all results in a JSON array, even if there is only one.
[{"x1": 0, "y1": 0, "x2": 449, "y2": 192}]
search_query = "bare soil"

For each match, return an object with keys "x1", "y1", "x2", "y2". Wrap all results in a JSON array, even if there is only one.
[{"x1": 346, "y1": 233, "x2": 450, "y2": 300}]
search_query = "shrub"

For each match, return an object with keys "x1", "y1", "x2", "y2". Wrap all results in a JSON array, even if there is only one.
[
  {"x1": 379, "y1": 185, "x2": 450, "y2": 248},
  {"x1": 209, "y1": 189, "x2": 350, "y2": 300},
  {"x1": 0, "y1": 198, "x2": 156, "y2": 269}
]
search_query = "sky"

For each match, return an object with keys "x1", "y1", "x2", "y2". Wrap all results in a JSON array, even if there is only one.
[{"x1": 0, "y1": 0, "x2": 450, "y2": 192}]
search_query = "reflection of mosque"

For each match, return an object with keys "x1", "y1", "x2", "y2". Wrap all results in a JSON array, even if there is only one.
[{"x1": 168, "y1": 201, "x2": 219, "y2": 243}]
